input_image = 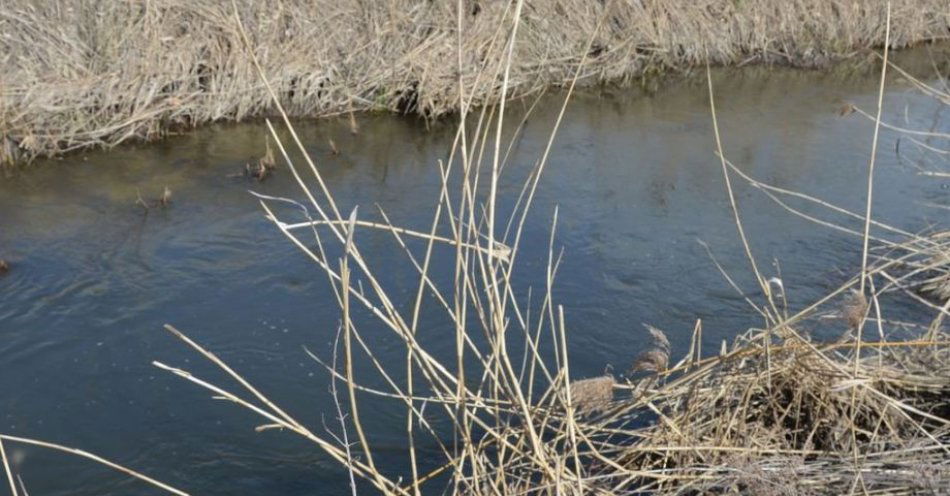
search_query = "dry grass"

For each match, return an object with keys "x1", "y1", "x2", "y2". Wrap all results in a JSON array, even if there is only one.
[
  {"x1": 2, "y1": 2, "x2": 949, "y2": 495},
  {"x1": 136, "y1": 5, "x2": 948, "y2": 494},
  {"x1": 607, "y1": 312, "x2": 950, "y2": 494},
  {"x1": 2, "y1": 0, "x2": 950, "y2": 166},
  {"x1": 875, "y1": 230, "x2": 950, "y2": 306}
]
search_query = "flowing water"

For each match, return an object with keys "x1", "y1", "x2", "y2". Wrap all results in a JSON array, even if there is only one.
[{"x1": 1, "y1": 47, "x2": 948, "y2": 495}]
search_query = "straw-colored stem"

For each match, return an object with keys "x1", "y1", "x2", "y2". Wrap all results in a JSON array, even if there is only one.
[{"x1": 0, "y1": 435, "x2": 188, "y2": 496}]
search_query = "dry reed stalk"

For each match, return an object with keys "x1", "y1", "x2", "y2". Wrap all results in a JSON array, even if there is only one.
[
  {"x1": 15, "y1": 475, "x2": 27, "y2": 496},
  {"x1": 144, "y1": 18, "x2": 949, "y2": 496},
  {"x1": 278, "y1": 218, "x2": 511, "y2": 262},
  {"x1": 130, "y1": 3, "x2": 950, "y2": 495},
  {"x1": 2, "y1": 0, "x2": 949, "y2": 166},
  {"x1": 148, "y1": 3, "x2": 603, "y2": 493},
  {"x1": 0, "y1": 0, "x2": 944, "y2": 494},
  {"x1": 628, "y1": 38, "x2": 950, "y2": 494},
  {"x1": 0, "y1": 438, "x2": 17, "y2": 496},
  {"x1": 135, "y1": 189, "x2": 150, "y2": 212},
  {"x1": 0, "y1": 435, "x2": 189, "y2": 495}
]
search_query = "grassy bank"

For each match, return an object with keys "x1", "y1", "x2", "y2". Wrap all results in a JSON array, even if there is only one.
[{"x1": 2, "y1": 0, "x2": 949, "y2": 166}]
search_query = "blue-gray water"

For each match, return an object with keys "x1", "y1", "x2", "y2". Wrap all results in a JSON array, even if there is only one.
[{"x1": 1, "y1": 48, "x2": 948, "y2": 495}]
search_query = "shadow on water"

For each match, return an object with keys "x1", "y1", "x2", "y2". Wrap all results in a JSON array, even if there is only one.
[{"x1": 0, "y1": 45, "x2": 948, "y2": 495}]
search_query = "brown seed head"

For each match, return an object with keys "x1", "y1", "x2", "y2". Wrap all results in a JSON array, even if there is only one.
[
  {"x1": 645, "y1": 324, "x2": 671, "y2": 354},
  {"x1": 843, "y1": 290, "x2": 868, "y2": 330},
  {"x1": 569, "y1": 375, "x2": 615, "y2": 414},
  {"x1": 631, "y1": 349, "x2": 669, "y2": 374},
  {"x1": 837, "y1": 103, "x2": 855, "y2": 117},
  {"x1": 629, "y1": 324, "x2": 672, "y2": 375}
]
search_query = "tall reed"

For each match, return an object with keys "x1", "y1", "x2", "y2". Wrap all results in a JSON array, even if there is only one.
[
  {"x1": 0, "y1": 2, "x2": 947, "y2": 494},
  {"x1": 143, "y1": 2, "x2": 949, "y2": 494}
]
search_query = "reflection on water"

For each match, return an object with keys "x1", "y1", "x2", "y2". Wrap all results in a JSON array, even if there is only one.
[{"x1": 0, "y1": 47, "x2": 948, "y2": 495}]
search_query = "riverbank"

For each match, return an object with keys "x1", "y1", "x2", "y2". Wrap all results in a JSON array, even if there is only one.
[{"x1": 2, "y1": 0, "x2": 949, "y2": 166}]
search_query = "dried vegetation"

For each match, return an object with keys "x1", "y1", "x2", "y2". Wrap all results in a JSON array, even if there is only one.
[
  {"x1": 2, "y1": 0, "x2": 950, "y2": 165},
  {"x1": 138, "y1": 7, "x2": 949, "y2": 494},
  {"x1": 1, "y1": 2, "x2": 949, "y2": 495}
]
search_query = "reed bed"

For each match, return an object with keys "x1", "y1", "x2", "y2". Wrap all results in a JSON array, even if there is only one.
[
  {"x1": 141, "y1": 5, "x2": 949, "y2": 494},
  {"x1": 3, "y1": 0, "x2": 950, "y2": 166},
  {"x1": 1, "y1": 2, "x2": 948, "y2": 495},
  {"x1": 581, "y1": 287, "x2": 950, "y2": 494}
]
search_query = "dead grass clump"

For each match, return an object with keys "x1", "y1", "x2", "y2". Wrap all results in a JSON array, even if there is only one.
[
  {"x1": 602, "y1": 336, "x2": 949, "y2": 493},
  {"x1": 2, "y1": 0, "x2": 949, "y2": 165},
  {"x1": 703, "y1": 454, "x2": 814, "y2": 496},
  {"x1": 596, "y1": 229, "x2": 950, "y2": 494}
]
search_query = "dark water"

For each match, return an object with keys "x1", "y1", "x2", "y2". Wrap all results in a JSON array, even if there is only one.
[{"x1": 1, "y1": 48, "x2": 948, "y2": 495}]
